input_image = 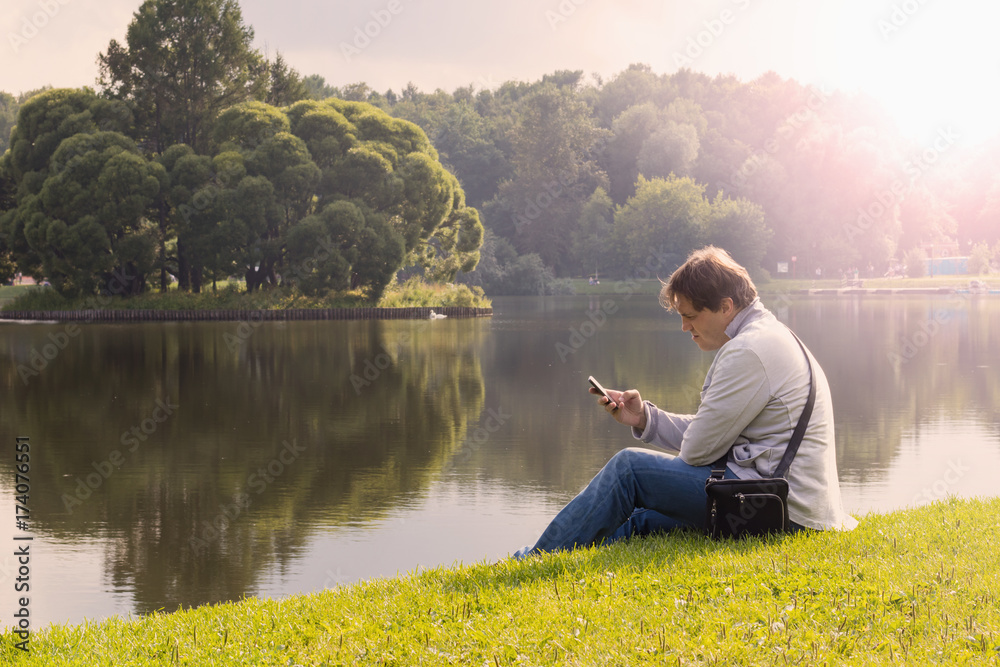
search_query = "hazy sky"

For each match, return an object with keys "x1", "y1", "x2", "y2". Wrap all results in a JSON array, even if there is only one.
[{"x1": 4, "y1": 0, "x2": 1000, "y2": 144}]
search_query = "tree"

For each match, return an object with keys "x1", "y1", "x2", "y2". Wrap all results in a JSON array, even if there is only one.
[
  {"x1": 594, "y1": 63, "x2": 671, "y2": 127},
  {"x1": 903, "y1": 247, "x2": 927, "y2": 278},
  {"x1": 613, "y1": 175, "x2": 709, "y2": 272},
  {"x1": 98, "y1": 0, "x2": 265, "y2": 155},
  {"x1": 636, "y1": 121, "x2": 700, "y2": 180},
  {"x1": 967, "y1": 242, "x2": 994, "y2": 275},
  {"x1": 456, "y1": 228, "x2": 556, "y2": 296},
  {"x1": 570, "y1": 187, "x2": 615, "y2": 276},
  {"x1": 0, "y1": 88, "x2": 53, "y2": 156},
  {"x1": 12, "y1": 131, "x2": 162, "y2": 296},
  {"x1": 897, "y1": 187, "x2": 957, "y2": 253},
  {"x1": 313, "y1": 99, "x2": 483, "y2": 285},
  {"x1": 693, "y1": 128, "x2": 751, "y2": 199},
  {"x1": 606, "y1": 102, "x2": 659, "y2": 205},
  {"x1": 197, "y1": 98, "x2": 484, "y2": 299},
  {"x1": 0, "y1": 163, "x2": 16, "y2": 284},
  {"x1": 706, "y1": 193, "x2": 771, "y2": 274},
  {"x1": 302, "y1": 75, "x2": 339, "y2": 101},
  {"x1": 490, "y1": 83, "x2": 609, "y2": 274},
  {"x1": 0, "y1": 88, "x2": 149, "y2": 294},
  {"x1": 286, "y1": 200, "x2": 404, "y2": 297},
  {"x1": 0, "y1": 92, "x2": 17, "y2": 156},
  {"x1": 262, "y1": 53, "x2": 309, "y2": 107},
  {"x1": 972, "y1": 177, "x2": 1000, "y2": 246}
]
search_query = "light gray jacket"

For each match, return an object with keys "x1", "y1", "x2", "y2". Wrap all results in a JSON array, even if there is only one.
[{"x1": 633, "y1": 298, "x2": 857, "y2": 530}]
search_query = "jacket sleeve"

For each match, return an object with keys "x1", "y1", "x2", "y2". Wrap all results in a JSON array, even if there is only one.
[
  {"x1": 676, "y1": 345, "x2": 771, "y2": 467},
  {"x1": 632, "y1": 401, "x2": 693, "y2": 455}
]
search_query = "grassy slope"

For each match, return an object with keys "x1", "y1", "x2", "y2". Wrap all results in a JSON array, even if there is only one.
[{"x1": 2, "y1": 497, "x2": 997, "y2": 665}]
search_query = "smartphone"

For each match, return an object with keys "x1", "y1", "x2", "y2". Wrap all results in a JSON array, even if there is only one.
[{"x1": 588, "y1": 376, "x2": 618, "y2": 411}]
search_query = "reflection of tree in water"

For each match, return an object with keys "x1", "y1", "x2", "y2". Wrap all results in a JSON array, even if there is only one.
[
  {"x1": 788, "y1": 296, "x2": 1000, "y2": 479},
  {"x1": 0, "y1": 319, "x2": 486, "y2": 614}
]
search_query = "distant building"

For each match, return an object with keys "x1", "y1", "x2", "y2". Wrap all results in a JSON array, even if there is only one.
[{"x1": 920, "y1": 241, "x2": 967, "y2": 275}]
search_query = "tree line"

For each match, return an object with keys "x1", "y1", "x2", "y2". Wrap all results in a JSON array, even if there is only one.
[
  {"x1": 372, "y1": 66, "x2": 999, "y2": 289},
  {"x1": 3, "y1": 0, "x2": 1000, "y2": 299},
  {"x1": 0, "y1": 0, "x2": 481, "y2": 301}
]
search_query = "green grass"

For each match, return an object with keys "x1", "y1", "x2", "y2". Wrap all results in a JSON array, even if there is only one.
[
  {"x1": 567, "y1": 278, "x2": 664, "y2": 296},
  {"x1": 0, "y1": 285, "x2": 42, "y2": 307},
  {"x1": 3, "y1": 497, "x2": 997, "y2": 665},
  {"x1": 761, "y1": 274, "x2": 993, "y2": 293},
  {"x1": 377, "y1": 277, "x2": 491, "y2": 308},
  {"x1": 0, "y1": 280, "x2": 491, "y2": 313}
]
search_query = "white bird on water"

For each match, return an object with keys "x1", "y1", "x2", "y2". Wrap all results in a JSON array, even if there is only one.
[{"x1": 429, "y1": 309, "x2": 448, "y2": 319}]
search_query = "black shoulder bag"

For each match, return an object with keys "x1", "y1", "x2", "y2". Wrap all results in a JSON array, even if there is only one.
[{"x1": 704, "y1": 331, "x2": 815, "y2": 539}]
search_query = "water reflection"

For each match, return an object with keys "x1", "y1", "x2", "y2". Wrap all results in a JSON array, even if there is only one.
[
  {"x1": 0, "y1": 317, "x2": 487, "y2": 617},
  {"x1": 0, "y1": 293, "x2": 998, "y2": 627}
]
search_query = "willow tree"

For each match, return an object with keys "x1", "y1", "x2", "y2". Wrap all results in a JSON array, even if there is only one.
[
  {"x1": 0, "y1": 88, "x2": 160, "y2": 296},
  {"x1": 204, "y1": 98, "x2": 483, "y2": 299}
]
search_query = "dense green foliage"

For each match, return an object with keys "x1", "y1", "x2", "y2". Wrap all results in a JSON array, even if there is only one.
[
  {"x1": 0, "y1": 0, "x2": 482, "y2": 303},
  {"x1": 2, "y1": 498, "x2": 997, "y2": 665},
  {"x1": 362, "y1": 65, "x2": 1000, "y2": 286},
  {"x1": 5, "y1": 10, "x2": 1000, "y2": 297}
]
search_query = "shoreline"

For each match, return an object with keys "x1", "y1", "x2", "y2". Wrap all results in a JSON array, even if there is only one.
[{"x1": 0, "y1": 306, "x2": 493, "y2": 323}]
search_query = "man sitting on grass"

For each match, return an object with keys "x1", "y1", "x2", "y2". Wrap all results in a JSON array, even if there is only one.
[{"x1": 515, "y1": 246, "x2": 856, "y2": 558}]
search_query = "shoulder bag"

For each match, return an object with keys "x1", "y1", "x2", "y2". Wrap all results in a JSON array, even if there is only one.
[{"x1": 704, "y1": 330, "x2": 815, "y2": 539}]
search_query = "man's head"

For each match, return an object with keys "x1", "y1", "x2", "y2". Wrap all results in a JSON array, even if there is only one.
[{"x1": 661, "y1": 246, "x2": 758, "y2": 351}]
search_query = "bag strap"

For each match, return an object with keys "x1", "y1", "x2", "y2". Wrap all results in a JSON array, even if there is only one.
[
  {"x1": 709, "y1": 327, "x2": 815, "y2": 480},
  {"x1": 773, "y1": 331, "x2": 815, "y2": 479}
]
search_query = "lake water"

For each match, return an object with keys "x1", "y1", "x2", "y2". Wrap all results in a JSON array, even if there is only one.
[{"x1": 1, "y1": 293, "x2": 998, "y2": 629}]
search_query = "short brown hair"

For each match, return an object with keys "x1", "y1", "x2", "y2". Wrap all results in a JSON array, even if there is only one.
[{"x1": 660, "y1": 246, "x2": 757, "y2": 313}]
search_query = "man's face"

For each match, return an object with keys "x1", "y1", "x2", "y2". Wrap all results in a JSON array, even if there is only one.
[{"x1": 674, "y1": 295, "x2": 736, "y2": 351}]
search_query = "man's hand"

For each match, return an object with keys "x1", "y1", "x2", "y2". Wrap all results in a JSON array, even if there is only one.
[{"x1": 589, "y1": 386, "x2": 647, "y2": 431}]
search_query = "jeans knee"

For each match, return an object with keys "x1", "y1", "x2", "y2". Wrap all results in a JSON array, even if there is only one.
[{"x1": 608, "y1": 447, "x2": 644, "y2": 473}]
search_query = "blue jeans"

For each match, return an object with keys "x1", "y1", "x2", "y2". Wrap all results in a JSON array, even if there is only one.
[{"x1": 524, "y1": 447, "x2": 736, "y2": 555}]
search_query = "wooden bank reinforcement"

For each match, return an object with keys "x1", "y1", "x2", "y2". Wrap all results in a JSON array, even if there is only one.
[{"x1": 0, "y1": 306, "x2": 493, "y2": 322}]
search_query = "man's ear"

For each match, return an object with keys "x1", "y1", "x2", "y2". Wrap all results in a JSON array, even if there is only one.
[{"x1": 720, "y1": 297, "x2": 735, "y2": 315}]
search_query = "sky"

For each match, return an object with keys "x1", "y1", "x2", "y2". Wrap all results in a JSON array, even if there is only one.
[{"x1": 4, "y1": 0, "x2": 1000, "y2": 145}]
